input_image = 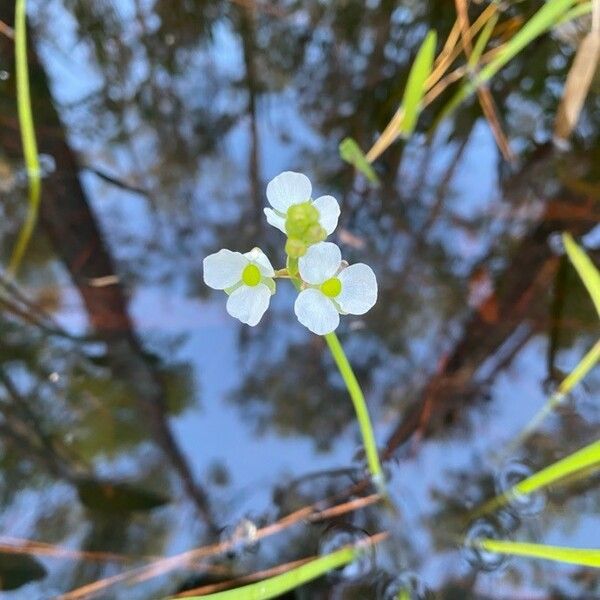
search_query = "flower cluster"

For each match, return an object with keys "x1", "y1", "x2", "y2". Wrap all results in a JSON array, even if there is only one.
[{"x1": 203, "y1": 171, "x2": 377, "y2": 335}]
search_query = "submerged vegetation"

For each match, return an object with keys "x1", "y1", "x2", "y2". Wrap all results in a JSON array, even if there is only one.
[{"x1": 0, "y1": 0, "x2": 599, "y2": 598}]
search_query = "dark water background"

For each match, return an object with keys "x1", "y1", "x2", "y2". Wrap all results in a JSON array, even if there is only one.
[{"x1": 0, "y1": 0, "x2": 599, "y2": 598}]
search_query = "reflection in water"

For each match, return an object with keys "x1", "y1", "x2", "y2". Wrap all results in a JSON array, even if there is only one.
[
  {"x1": 463, "y1": 519, "x2": 509, "y2": 573},
  {"x1": 0, "y1": 0, "x2": 599, "y2": 597},
  {"x1": 495, "y1": 460, "x2": 547, "y2": 517},
  {"x1": 318, "y1": 525, "x2": 375, "y2": 582}
]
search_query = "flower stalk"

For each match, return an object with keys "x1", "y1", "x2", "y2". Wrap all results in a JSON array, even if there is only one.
[{"x1": 324, "y1": 331, "x2": 385, "y2": 492}]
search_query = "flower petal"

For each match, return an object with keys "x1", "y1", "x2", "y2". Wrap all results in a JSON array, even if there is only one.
[
  {"x1": 337, "y1": 263, "x2": 378, "y2": 315},
  {"x1": 298, "y1": 242, "x2": 341, "y2": 285},
  {"x1": 313, "y1": 195, "x2": 340, "y2": 235},
  {"x1": 203, "y1": 249, "x2": 247, "y2": 290},
  {"x1": 266, "y1": 171, "x2": 312, "y2": 212},
  {"x1": 244, "y1": 247, "x2": 275, "y2": 277},
  {"x1": 226, "y1": 283, "x2": 271, "y2": 326},
  {"x1": 294, "y1": 288, "x2": 340, "y2": 335},
  {"x1": 264, "y1": 208, "x2": 287, "y2": 234}
]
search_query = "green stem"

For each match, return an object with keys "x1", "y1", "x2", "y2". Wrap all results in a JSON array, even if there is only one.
[
  {"x1": 286, "y1": 256, "x2": 301, "y2": 290},
  {"x1": 324, "y1": 332, "x2": 385, "y2": 492},
  {"x1": 9, "y1": 0, "x2": 41, "y2": 276}
]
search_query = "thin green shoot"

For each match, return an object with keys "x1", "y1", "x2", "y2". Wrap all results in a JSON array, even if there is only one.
[
  {"x1": 399, "y1": 30, "x2": 437, "y2": 137},
  {"x1": 503, "y1": 338, "x2": 600, "y2": 456},
  {"x1": 339, "y1": 137, "x2": 380, "y2": 186},
  {"x1": 9, "y1": 0, "x2": 42, "y2": 276},
  {"x1": 177, "y1": 533, "x2": 386, "y2": 599},
  {"x1": 437, "y1": 0, "x2": 578, "y2": 123},
  {"x1": 515, "y1": 439, "x2": 600, "y2": 496},
  {"x1": 562, "y1": 233, "x2": 600, "y2": 318},
  {"x1": 474, "y1": 439, "x2": 600, "y2": 518},
  {"x1": 466, "y1": 538, "x2": 600, "y2": 568},
  {"x1": 559, "y1": 1, "x2": 593, "y2": 25},
  {"x1": 502, "y1": 233, "x2": 600, "y2": 454},
  {"x1": 468, "y1": 14, "x2": 498, "y2": 69},
  {"x1": 324, "y1": 332, "x2": 385, "y2": 493}
]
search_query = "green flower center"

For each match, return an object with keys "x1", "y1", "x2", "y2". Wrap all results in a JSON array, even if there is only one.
[
  {"x1": 320, "y1": 277, "x2": 342, "y2": 298},
  {"x1": 242, "y1": 264, "x2": 261, "y2": 287}
]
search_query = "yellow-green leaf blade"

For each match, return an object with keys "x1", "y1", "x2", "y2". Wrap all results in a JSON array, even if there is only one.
[
  {"x1": 468, "y1": 13, "x2": 498, "y2": 69},
  {"x1": 179, "y1": 546, "x2": 358, "y2": 599},
  {"x1": 339, "y1": 137, "x2": 380, "y2": 186},
  {"x1": 399, "y1": 30, "x2": 437, "y2": 137},
  {"x1": 514, "y1": 439, "x2": 600, "y2": 497},
  {"x1": 473, "y1": 539, "x2": 600, "y2": 568},
  {"x1": 563, "y1": 233, "x2": 600, "y2": 318},
  {"x1": 437, "y1": 0, "x2": 577, "y2": 125},
  {"x1": 473, "y1": 439, "x2": 600, "y2": 518}
]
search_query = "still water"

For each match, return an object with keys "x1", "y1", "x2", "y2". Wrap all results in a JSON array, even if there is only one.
[{"x1": 0, "y1": 0, "x2": 599, "y2": 598}]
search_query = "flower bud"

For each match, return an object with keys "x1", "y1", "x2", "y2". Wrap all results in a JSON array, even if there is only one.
[
  {"x1": 304, "y1": 223, "x2": 327, "y2": 244},
  {"x1": 285, "y1": 237, "x2": 307, "y2": 258},
  {"x1": 285, "y1": 202, "x2": 319, "y2": 237}
]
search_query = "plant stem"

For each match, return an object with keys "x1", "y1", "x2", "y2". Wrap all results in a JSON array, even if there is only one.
[
  {"x1": 324, "y1": 332, "x2": 385, "y2": 492},
  {"x1": 9, "y1": 0, "x2": 41, "y2": 276}
]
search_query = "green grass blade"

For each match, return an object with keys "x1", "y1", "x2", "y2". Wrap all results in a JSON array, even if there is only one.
[
  {"x1": 437, "y1": 0, "x2": 577, "y2": 124},
  {"x1": 563, "y1": 233, "x2": 600, "y2": 318},
  {"x1": 514, "y1": 439, "x2": 600, "y2": 496},
  {"x1": 471, "y1": 539, "x2": 600, "y2": 568},
  {"x1": 179, "y1": 546, "x2": 358, "y2": 599},
  {"x1": 558, "y1": 337, "x2": 600, "y2": 396},
  {"x1": 9, "y1": 0, "x2": 42, "y2": 276},
  {"x1": 504, "y1": 337, "x2": 600, "y2": 455},
  {"x1": 477, "y1": 0, "x2": 576, "y2": 83},
  {"x1": 475, "y1": 439, "x2": 600, "y2": 517},
  {"x1": 558, "y1": 1, "x2": 592, "y2": 25},
  {"x1": 399, "y1": 30, "x2": 437, "y2": 137},
  {"x1": 324, "y1": 332, "x2": 385, "y2": 492},
  {"x1": 339, "y1": 137, "x2": 380, "y2": 185},
  {"x1": 498, "y1": 232, "x2": 600, "y2": 454},
  {"x1": 468, "y1": 14, "x2": 498, "y2": 69}
]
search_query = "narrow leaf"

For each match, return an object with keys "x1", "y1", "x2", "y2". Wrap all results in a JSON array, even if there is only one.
[
  {"x1": 563, "y1": 233, "x2": 600, "y2": 318},
  {"x1": 339, "y1": 137, "x2": 380, "y2": 185},
  {"x1": 475, "y1": 439, "x2": 600, "y2": 517},
  {"x1": 472, "y1": 539, "x2": 600, "y2": 568},
  {"x1": 504, "y1": 338, "x2": 600, "y2": 454},
  {"x1": 478, "y1": 0, "x2": 577, "y2": 80},
  {"x1": 181, "y1": 545, "x2": 358, "y2": 599},
  {"x1": 514, "y1": 439, "x2": 600, "y2": 497},
  {"x1": 469, "y1": 13, "x2": 499, "y2": 69},
  {"x1": 555, "y1": 33, "x2": 600, "y2": 141},
  {"x1": 400, "y1": 30, "x2": 437, "y2": 137},
  {"x1": 437, "y1": 0, "x2": 577, "y2": 124},
  {"x1": 559, "y1": 2, "x2": 593, "y2": 25}
]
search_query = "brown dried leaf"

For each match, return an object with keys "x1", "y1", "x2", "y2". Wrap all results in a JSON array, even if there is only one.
[{"x1": 554, "y1": 32, "x2": 600, "y2": 142}]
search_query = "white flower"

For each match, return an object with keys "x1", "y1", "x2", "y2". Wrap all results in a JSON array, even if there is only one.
[
  {"x1": 294, "y1": 242, "x2": 377, "y2": 335},
  {"x1": 203, "y1": 247, "x2": 276, "y2": 326},
  {"x1": 264, "y1": 171, "x2": 340, "y2": 236}
]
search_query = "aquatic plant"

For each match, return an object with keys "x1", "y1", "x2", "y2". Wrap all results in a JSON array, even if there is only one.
[
  {"x1": 8, "y1": 0, "x2": 40, "y2": 276},
  {"x1": 203, "y1": 171, "x2": 384, "y2": 488}
]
